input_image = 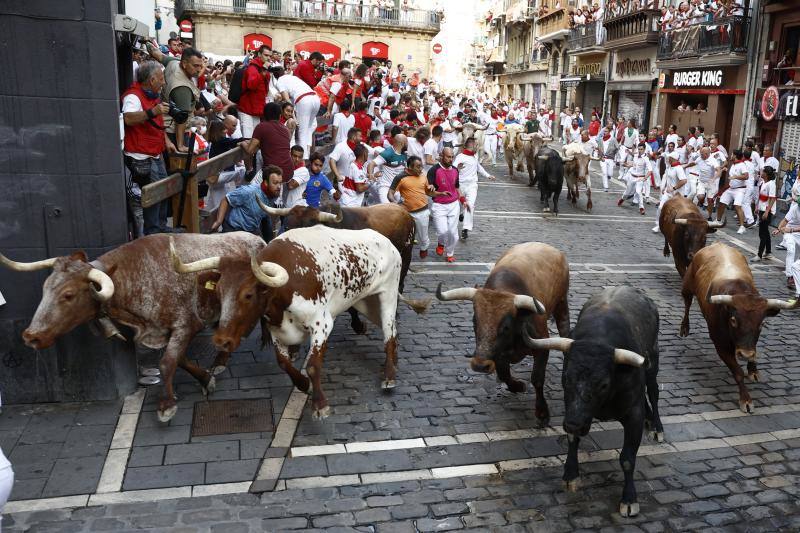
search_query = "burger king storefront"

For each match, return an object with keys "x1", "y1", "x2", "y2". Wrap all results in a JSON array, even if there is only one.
[{"x1": 656, "y1": 65, "x2": 748, "y2": 149}]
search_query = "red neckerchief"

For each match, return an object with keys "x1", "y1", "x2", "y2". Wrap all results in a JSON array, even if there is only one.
[
  {"x1": 735, "y1": 158, "x2": 744, "y2": 164},
  {"x1": 647, "y1": 136, "x2": 656, "y2": 142},
  {"x1": 572, "y1": 125, "x2": 580, "y2": 131},
  {"x1": 294, "y1": 161, "x2": 305, "y2": 170},
  {"x1": 689, "y1": 134, "x2": 696, "y2": 139},
  {"x1": 603, "y1": 133, "x2": 611, "y2": 141},
  {"x1": 347, "y1": 140, "x2": 358, "y2": 151},
  {"x1": 462, "y1": 149, "x2": 475, "y2": 156},
  {"x1": 712, "y1": 148, "x2": 719, "y2": 153},
  {"x1": 355, "y1": 160, "x2": 364, "y2": 169},
  {"x1": 671, "y1": 162, "x2": 682, "y2": 167},
  {"x1": 342, "y1": 111, "x2": 351, "y2": 118},
  {"x1": 490, "y1": 113, "x2": 498, "y2": 119},
  {"x1": 370, "y1": 141, "x2": 383, "y2": 147}
]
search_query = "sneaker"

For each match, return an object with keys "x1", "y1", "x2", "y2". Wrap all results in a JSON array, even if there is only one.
[
  {"x1": 777, "y1": 243, "x2": 787, "y2": 251},
  {"x1": 651, "y1": 225, "x2": 660, "y2": 233},
  {"x1": 746, "y1": 220, "x2": 758, "y2": 229},
  {"x1": 751, "y1": 255, "x2": 761, "y2": 262},
  {"x1": 763, "y1": 253, "x2": 773, "y2": 260},
  {"x1": 436, "y1": 244, "x2": 444, "y2": 256},
  {"x1": 604, "y1": 188, "x2": 609, "y2": 192},
  {"x1": 736, "y1": 226, "x2": 746, "y2": 234},
  {"x1": 461, "y1": 229, "x2": 468, "y2": 240},
  {"x1": 640, "y1": 208, "x2": 646, "y2": 216},
  {"x1": 617, "y1": 198, "x2": 624, "y2": 207},
  {"x1": 419, "y1": 250, "x2": 428, "y2": 259},
  {"x1": 446, "y1": 255, "x2": 456, "y2": 263}
]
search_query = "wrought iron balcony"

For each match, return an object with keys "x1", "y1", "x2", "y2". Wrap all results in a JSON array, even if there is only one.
[
  {"x1": 569, "y1": 20, "x2": 604, "y2": 51},
  {"x1": 176, "y1": 0, "x2": 441, "y2": 31},
  {"x1": 657, "y1": 15, "x2": 750, "y2": 62},
  {"x1": 603, "y1": 7, "x2": 661, "y2": 49}
]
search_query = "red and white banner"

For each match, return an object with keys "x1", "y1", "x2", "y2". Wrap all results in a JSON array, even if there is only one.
[
  {"x1": 243, "y1": 33, "x2": 273, "y2": 53},
  {"x1": 362, "y1": 41, "x2": 389, "y2": 59},
  {"x1": 294, "y1": 41, "x2": 341, "y2": 66}
]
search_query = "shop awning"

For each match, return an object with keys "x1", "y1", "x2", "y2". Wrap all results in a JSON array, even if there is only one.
[
  {"x1": 607, "y1": 80, "x2": 654, "y2": 92},
  {"x1": 362, "y1": 41, "x2": 389, "y2": 59},
  {"x1": 294, "y1": 41, "x2": 341, "y2": 66}
]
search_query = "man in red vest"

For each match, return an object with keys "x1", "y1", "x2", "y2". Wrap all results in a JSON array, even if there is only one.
[
  {"x1": 238, "y1": 45, "x2": 272, "y2": 138},
  {"x1": 121, "y1": 61, "x2": 173, "y2": 236},
  {"x1": 294, "y1": 51, "x2": 325, "y2": 89}
]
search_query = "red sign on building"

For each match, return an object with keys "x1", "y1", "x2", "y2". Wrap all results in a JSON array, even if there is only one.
[
  {"x1": 432, "y1": 43, "x2": 443, "y2": 54},
  {"x1": 243, "y1": 33, "x2": 273, "y2": 53},
  {"x1": 362, "y1": 41, "x2": 389, "y2": 59},
  {"x1": 294, "y1": 41, "x2": 341, "y2": 66},
  {"x1": 179, "y1": 19, "x2": 193, "y2": 33}
]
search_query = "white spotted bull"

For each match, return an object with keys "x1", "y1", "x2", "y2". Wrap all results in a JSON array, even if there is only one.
[
  {"x1": 0, "y1": 233, "x2": 265, "y2": 422},
  {"x1": 170, "y1": 226, "x2": 429, "y2": 419}
]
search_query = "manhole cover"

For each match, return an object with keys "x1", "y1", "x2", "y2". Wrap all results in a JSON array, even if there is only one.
[{"x1": 192, "y1": 399, "x2": 274, "y2": 437}]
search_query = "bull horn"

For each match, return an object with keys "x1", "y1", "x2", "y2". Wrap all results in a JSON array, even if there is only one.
[
  {"x1": 513, "y1": 294, "x2": 546, "y2": 315},
  {"x1": 87, "y1": 268, "x2": 115, "y2": 302},
  {"x1": 709, "y1": 294, "x2": 735, "y2": 306},
  {"x1": 766, "y1": 298, "x2": 800, "y2": 310},
  {"x1": 563, "y1": 156, "x2": 574, "y2": 161},
  {"x1": 707, "y1": 217, "x2": 727, "y2": 229},
  {"x1": 169, "y1": 237, "x2": 220, "y2": 274},
  {"x1": 250, "y1": 253, "x2": 289, "y2": 288},
  {"x1": 318, "y1": 210, "x2": 343, "y2": 223},
  {"x1": 674, "y1": 218, "x2": 689, "y2": 226},
  {"x1": 537, "y1": 155, "x2": 550, "y2": 161},
  {"x1": 613, "y1": 348, "x2": 645, "y2": 367},
  {"x1": 255, "y1": 195, "x2": 291, "y2": 217},
  {"x1": 523, "y1": 332, "x2": 574, "y2": 352},
  {"x1": 0, "y1": 253, "x2": 57, "y2": 272},
  {"x1": 435, "y1": 282, "x2": 477, "y2": 301}
]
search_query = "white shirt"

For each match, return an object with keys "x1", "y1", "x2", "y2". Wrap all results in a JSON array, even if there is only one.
[
  {"x1": 332, "y1": 112, "x2": 356, "y2": 145},
  {"x1": 276, "y1": 75, "x2": 314, "y2": 102},
  {"x1": 407, "y1": 138, "x2": 425, "y2": 161},
  {"x1": 423, "y1": 138, "x2": 440, "y2": 169},
  {"x1": 665, "y1": 133, "x2": 680, "y2": 151},
  {"x1": 728, "y1": 161, "x2": 749, "y2": 189},
  {"x1": 663, "y1": 163, "x2": 687, "y2": 193},
  {"x1": 628, "y1": 153, "x2": 650, "y2": 177},
  {"x1": 286, "y1": 166, "x2": 310, "y2": 208},
  {"x1": 454, "y1": 152, "x2": 490, "y2": 183},
  {"x1": 764, "y1": 156, "x2": 779, "y2": 172},
  {"x1": 758, "y1": 180, "x2": 777, "y2": 215},
  {"x1": 579, "y1": 138, "x2": 597, "y2": 156},
  {"x1": 567, "y1": 127, "x2": 581, "y2": 144},
  {"x1": 687, "y1": 136, "x2": 700, "y2": 150},
  {"x1": 693, "y1": 156, "x2": 720, "y2": 184},
  {"x1": 622, "y1": 128, "x2": 640, "y2": 149},
  {"x1": 341, "y1": 161, "x2": 368, "y2": 207},
  {"x1": 329, "y1": 141, "x2": 356, "y2": 183},
  {"x1": 785, "y1": 202, "x2": 800, "y2": 228}
]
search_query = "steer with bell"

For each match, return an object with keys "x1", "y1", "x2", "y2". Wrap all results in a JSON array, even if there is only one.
[
  {"x1": 680, "y1": 242, "x2": 799, "y2": 413},
  {"x1": 435, "y1": 242, "x2": 570, "y2": 423},
  {"x1": 170, "y1": 226, "x2": 428, "y2": 419},
  {"x1": 0, "y1": 233, "x2": 265, "y2": 422},
  {"x1": 660, "y1": 195, "x2": 725, "y2": 277},
  {"x1": 524, "y1": 285, "x2": 662, "y2": 518}
]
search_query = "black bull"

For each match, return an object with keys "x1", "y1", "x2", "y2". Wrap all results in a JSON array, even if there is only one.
[{"x1": 533, "y1": 147, "x2": 564, "y2": 214}]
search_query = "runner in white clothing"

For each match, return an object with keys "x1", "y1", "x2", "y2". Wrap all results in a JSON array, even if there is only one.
[
  {"x1": 617, "y1": 143, "x2": 650, "y2": 215},
  {"x1": 716, "y1": 149, "x2": 755, "y2": 234},
  {"x1": 275, "y1": 69, "x2": 320, "y2": 158},
  {"x1": 453, "y1": 137, "x2": 495, "y2": 239},
  {"x1": 652, "y1": 153, "x2": 689, "y2": 232}
]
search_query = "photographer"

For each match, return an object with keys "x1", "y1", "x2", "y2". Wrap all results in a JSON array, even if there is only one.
[
  {"x1": 146, "y1": 41, "x2": 204, "y2": 153},
  {"x1": 121, "y1": 61, "x2": 173, "y2": 236}
]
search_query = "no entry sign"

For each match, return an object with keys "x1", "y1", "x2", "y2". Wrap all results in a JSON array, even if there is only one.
[
  {"x1": 432, "y1": 43, "x2": 443, "y2": 54},
  {"x1": 179, "y1": 19, "x2": 193, "y2": 33}
]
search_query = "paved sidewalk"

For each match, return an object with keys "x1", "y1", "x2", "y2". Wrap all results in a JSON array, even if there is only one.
[{"x1": 3, "y1": 156, "x2": 800, "y2": 532}]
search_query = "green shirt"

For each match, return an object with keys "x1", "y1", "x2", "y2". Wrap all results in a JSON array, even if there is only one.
[{"x1": 525, "y1": 119, "x2": 539, "y2": 134}]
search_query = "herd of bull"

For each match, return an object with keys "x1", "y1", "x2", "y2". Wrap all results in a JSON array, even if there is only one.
[{"x1": 0, "y1": 183, "x2": 797, "y2": 517}]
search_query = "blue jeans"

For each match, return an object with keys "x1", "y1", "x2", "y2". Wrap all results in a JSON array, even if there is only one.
[{"x1": 143, "y1": 157, "x2": 168, "y2": 235}]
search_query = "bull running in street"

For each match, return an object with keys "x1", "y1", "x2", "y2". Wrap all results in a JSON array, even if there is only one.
[
  {"x1": 435, "y1": 242, "x2": 570, "y2": 424},
  {"x1": 0, "y1": 233, "x2": 266, "y2": 422},
  {"x1": 170, "y1": 226, "x2": 428, "y2": 419},
  {"x1": 524, "y1": 285, "x2": 663, "y2": 518},
  {"x1": 659, "y1": 195, "x2": 726, "y2": 277},
  {"x1": 680, "y1": 242, "x2": 799, "y2": 413}
]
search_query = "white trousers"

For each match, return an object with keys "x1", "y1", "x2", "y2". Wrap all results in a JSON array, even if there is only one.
[
  {"x1": 655, "y1": 189, "x2": 678, "y2": 228},
  {"x1": 622, "y1": 176, "x2": 645, "y2": 209},
  {"x1": 784, "y1": 234, "x2": 800, "y2": 278},
  {"x1": 0, "y1": 462, "x2": 13, "y2": 524},
  {"x1": 239, "y1": 112, "x2": 261, "y2": 138},
  {"x1": 601, "y1": 158, "x2": 615, "y2": 189},
  {"x1": 378, "y1": 185, "x2": 400, "y2": 204},
  {"x1": 295, "y1": 95, "x2": 320, "y2": 158},
  {"x1": 460, "y1": 181, "x2": 478, "y2": 231},
  {"x1": 410, "y1": 208, "x2": 431, "y2": 250},
  {"x1": 720, "y1": 187, "x2": 754, "y2": 225},
  {"x1": 432, "y1": 201, "x2": 460, "y2": 257},
  {"x1": 685, "y1": 174, "x2": 699, "y2": 201},
  {"x1": 483, "y1": 134, "x2": 498, "y2": 164}
]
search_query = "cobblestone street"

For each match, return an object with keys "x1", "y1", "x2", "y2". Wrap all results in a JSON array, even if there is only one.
[{"x1": 4, "y1": 159, "x2": 800, "y2": 532}]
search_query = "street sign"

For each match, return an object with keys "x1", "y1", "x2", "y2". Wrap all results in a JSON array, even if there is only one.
[
  {"x1": 432, "y1": 43, "x2": 443, "y2": 54},
  {"x1": 179, "y1": 19, "x2": 193, "y2": 33}
]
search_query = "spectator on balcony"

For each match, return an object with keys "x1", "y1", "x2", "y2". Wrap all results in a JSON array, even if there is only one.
[
  {"x1": 694, "y1": 102, "x2": 708, "y2": 113},
  {"x1": 777, "y1": 48, "x2": 796, "y2": 86},
  {"x1": 574, "y1": 7, "x2": 587, "y2": 25},
  {"x1": 677, "y1": 100, "x2": 691, "y2": 112},
  {"x1": 237, "y1": 45, "x2": 272, "y2": 138}
]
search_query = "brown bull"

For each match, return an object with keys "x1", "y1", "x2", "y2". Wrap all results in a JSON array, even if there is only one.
[
  {"x1": 523, "y1": 133, "x2": 544, "y2": 187},
  {"x1": 660, "y1": 196, "x2": 725, "y2": 277},
  {"x1": 502, "y1": 125, "x2": 526, "y2": 179},
  {"x1": 435, "y1": 242, "x2": 570, "y2": 423},
  {"x1": 562, "y1": 143, "x2": 593, "y2": 212},
  {"x1": 680, "y1": 243, "x2": 798, "y2": 413},
  {"x1": 260, "y1": 200, "x2": 415, "y2": 334},
  {"x1": 0, "y1": 233, "x2": 265, "y2": 422}
]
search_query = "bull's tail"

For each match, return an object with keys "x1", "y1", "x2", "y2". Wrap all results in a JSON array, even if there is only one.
[{"x1": 399, "y1": 294, "x2": 431, "y2": 314}]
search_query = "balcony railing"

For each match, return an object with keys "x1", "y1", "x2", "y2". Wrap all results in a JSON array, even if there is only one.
[
  {"x1": 604, "y1": 0, "x2": 668, "y2": 22},
  {"x1": 569, "y1": 20, "x2": 604, "y2": 50},
  {"x1": 604, "y1": 8, "x2": 661, "y2": 48},
  {"x1": 657, "y1": 15, "x2": 750, "y2": 61},
  {"x1": 536, "y1": 8, "x2": 570, "y2": 38},
  {"x1": 176, "y1": 0, "x2": 441, "y2": 30}
]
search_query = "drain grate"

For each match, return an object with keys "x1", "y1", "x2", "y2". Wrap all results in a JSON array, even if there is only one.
[{"x1": 192, "y1": 399, "x2": 274, "y2": 437}]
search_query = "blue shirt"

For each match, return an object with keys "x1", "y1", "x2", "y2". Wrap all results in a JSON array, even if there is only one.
[
  {"x1": 305, "y1": 172, "x2": 336, "y2": 208},
  {"x1": 225, "y1": 183, "x2": 272, "y2": 233}
]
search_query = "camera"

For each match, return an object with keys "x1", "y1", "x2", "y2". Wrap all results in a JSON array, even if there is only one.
[{"x1": 168, "y1": 101, "x2": 189, "y2": 124}]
